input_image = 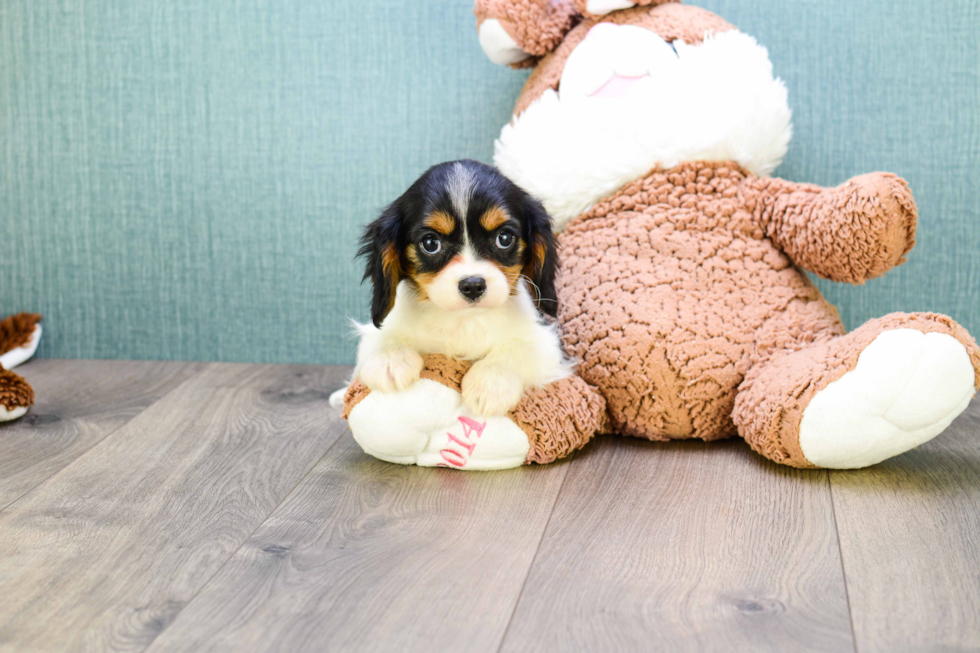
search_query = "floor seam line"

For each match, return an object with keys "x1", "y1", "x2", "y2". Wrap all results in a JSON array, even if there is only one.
[
  {"x1": 828, "y1": 470, "x2": 860, "y2": 653},
  {"x1": 495, "y1": 454, "x2": 575, "y2": 653},
  {"x1": 0, "y1": 362, "x2": 211, "y2": 514},
  {"x1": 136, "y1": 421, "x2": 349, "y2": 653}
]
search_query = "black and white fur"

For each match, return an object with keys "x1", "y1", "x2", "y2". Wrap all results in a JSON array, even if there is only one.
[{"x1": 352, "y1": 160, "x2": 571, "y2": 416}]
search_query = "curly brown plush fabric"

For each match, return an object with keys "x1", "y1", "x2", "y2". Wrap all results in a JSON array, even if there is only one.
[
  {"x1": 0, "y1": 313, "x2": 41, "y2": 356},
  {"x1": 475, "y1": 0, "x2": 579, "y2": 60},
  {"x1": 343, "y1": 354, "x2": 607, "y2": 465},
  {"x1": 342, "y1": 354, "x2": 474, "y2": 419},
  {"x1": 0, "y1": 365, "x2": 34, "y2": 411},
  {"x1": 733, "y1": 313, "x2": 980, "y2": 467},
  {"x1": 511, "y1": 374, "x2": 609, "y2": 463},
  {"x1": 480, "y1": 0, "x2": 980, "y2": 468},
  {"x1": 557, "y1": 161, "x2": 918, "y2": 441},
  {"x1": 557, "y1": 159, "x2": 980, "y2": 461},
  {"x1": 745, "y1": 174, "x2": 918, "y2": 284},
  {"x1": 513, "y1": 4, "x2": 734, "y2": 115},
  {"x1": 341, "y1": 380, "x2": 370, "y2": 419}
]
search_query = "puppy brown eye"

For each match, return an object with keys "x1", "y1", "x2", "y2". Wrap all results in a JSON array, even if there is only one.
[
  {"x1": 420, "y1": 235, "x2": 442, "y2": 255},
  {"x1": 495, "y1": 231, "x2": 515, "y2": 250}
]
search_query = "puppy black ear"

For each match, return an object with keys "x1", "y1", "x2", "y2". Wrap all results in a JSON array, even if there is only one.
[
  {"x1": 520, "y1": 194, "x2": 559, "y2": 318},
  {"x1": 358, "y1": 203, "x2": 403, "y2": 328}
]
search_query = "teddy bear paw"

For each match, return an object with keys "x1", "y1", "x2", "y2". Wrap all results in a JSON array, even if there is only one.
[
  {"x1": 0, "y1": 323, "x2": 42, "y2": 371},
  {"x1": 798, "y1": 329, "x2": 976, "y2": 468},
  {"x1": 0, "y1": 405, "x2": 28, "y2": 422},
  {"x1": 346, "y1": 377, "x2": 531, "y2": 470},
  {"x1": 0, "y1": 366, "x2": 34, "y2": 422},
  {"x1": 478, "y1": 18, "x2": 532, "y2": 66}
]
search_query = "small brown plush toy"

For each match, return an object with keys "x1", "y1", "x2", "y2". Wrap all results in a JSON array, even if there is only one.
[{"x1": 0, "y1": 313, "x2": 42, "y2": 422}]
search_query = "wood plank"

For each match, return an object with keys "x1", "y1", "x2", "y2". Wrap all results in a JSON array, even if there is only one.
[
  {"x1": 0, "y1": 359, "x2": 205, "y2": 509},
  {"x1": 500, "y1": 436, "x2": 855, "y2": 653},
  {"x1": 143, "y1": 434, "x2": 573, "y2": 653},
  {"x1": 829, "y1": 396, "x2": 980, "y2": 653},
  {"x1": 0, "y1": 362, "x2": 350, "y2": 652}
]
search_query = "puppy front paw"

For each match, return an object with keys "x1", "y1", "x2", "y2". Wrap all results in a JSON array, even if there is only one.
[
  {"x1": 358, "y1": 348, "x2": 424, "y2": 394},
  {"x1": 461, "y1": 363, "x2": 524, "y2": 417}
]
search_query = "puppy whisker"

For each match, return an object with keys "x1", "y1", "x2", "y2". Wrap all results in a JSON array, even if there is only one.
[{"x1": 519, "y1": 274, "x2": 558, "y2": 307}]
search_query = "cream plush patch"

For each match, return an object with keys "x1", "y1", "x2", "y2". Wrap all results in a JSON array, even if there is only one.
[
  {"x1": 494, "y1": 28, "x2": 792, "y2": 231},
  {"x1": 479, "y1": 18, "x2": 531, "y2": 66},
  {"x1": 0, "y1": 405, "x2": 28, "y2": 422},
  {"x1": 799, "y1": 330, "x2": 976, "y2": 469},
  {"x1": 0, "y1": 324, "x2": 42, "y2": 371},
  {"x1": 347, "y1": 378, "x2": 531, "y2": 470},
  {"x1": 585, "y1": 0, "x2": 636, "y2": 15}
]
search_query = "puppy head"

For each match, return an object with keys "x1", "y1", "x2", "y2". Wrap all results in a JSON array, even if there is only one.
[{"x1": 359, "y1": 160, "x2": 557, "y2": 327}]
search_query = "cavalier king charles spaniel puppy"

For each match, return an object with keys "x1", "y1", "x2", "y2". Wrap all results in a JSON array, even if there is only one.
[{"x1": 353, "y1": 159, "x2": 571, "y2": 416}]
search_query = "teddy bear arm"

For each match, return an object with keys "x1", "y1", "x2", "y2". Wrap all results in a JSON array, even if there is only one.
[{"x1": 746, "y1": 174, "x2": 918, "y2": 284}]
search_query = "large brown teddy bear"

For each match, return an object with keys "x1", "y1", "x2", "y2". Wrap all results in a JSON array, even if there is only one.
[
  {"x1": 479, "y1": 0, "x2": 979, "y2": 469},
  {"x1": 343, "y1": 0, "x2": 979, "y2": 471}
]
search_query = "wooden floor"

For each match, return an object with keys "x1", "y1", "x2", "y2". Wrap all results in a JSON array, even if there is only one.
[{"x1": 1, "y1": 360, "x2": 978, "y2": 652}]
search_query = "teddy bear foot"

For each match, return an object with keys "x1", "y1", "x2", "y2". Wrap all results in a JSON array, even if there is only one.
[
  {"x1": 345, "y1": 377, "x2": 532, "y2": 470},
  {"x1": 343, "y1": 354, "x2": 608, "y2": 470},
  {"x1": 798, "y1": 328, "x2": 975, "y2": 469},
  {"x1": 0, "y1": 366, "x2": 35, "y2": 423},
  {"x1": 0, "y1": 405, "x2": 28, "y2": 422},
  {"x1": 735, "y1": 313, "x2": 980, "y2": 469},
  {"x1": 0, "y1": 314, "x2": 42, "y2": 371}
]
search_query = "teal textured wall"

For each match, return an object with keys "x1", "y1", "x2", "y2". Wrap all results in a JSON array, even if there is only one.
[{"x1": 1, "y1": 0, "x2": 978, "y2": 364}]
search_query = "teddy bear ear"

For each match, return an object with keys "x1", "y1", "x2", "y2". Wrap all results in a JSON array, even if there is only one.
[
  {"x1": 475, "y1": 0, "x2": 579, "y2": 66},
  {"x1": 572, "y1": 0, "x2": 679, "y2": 19}
]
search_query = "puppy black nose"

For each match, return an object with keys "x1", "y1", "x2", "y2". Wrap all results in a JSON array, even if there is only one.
[{"x1": 458, "y1": 277, "x2": 487, "y2": 302}]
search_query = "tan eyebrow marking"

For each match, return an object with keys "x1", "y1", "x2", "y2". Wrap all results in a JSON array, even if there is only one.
[
  {"x1": 480, "y1": 206, "x2": 510, "y2": 231},
  {"x1": 424, "y1": 211, "x2": 455, "y2": 235}
]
